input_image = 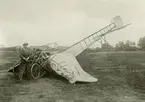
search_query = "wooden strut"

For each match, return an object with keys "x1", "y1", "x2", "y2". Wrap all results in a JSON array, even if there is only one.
[
  {"x1": 63, "y1": 23, "x2": 116, "y2": 57},
  {"x1": 64, "y1": 23, "x2": 115, "y2": 51}
]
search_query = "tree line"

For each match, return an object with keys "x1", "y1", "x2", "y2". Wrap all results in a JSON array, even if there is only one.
[
  {"x1": 1, "y1": 36, "x2": 145, "y2": 52},
  {"x1": 86, "y1": 36, "x2": 145, "y2": 52}
]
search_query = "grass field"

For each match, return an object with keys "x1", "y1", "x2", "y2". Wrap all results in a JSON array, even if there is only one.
[{"x1": 0, "y1": 51, "x2": 145, "y2": 102}]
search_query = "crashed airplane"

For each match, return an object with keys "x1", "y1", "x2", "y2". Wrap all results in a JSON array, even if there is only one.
[{"x1": 8, "y1": 16, "x2": 131, "y2": 84}]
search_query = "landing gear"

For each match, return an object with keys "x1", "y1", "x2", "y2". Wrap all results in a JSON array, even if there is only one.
[{"x1": 30, "y1": 63, "x2": 40, "y2": 79}]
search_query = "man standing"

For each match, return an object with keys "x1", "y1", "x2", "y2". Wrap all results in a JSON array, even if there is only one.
[{"x1": 18, "y1": 43, "x2": 31, "y2": 81}]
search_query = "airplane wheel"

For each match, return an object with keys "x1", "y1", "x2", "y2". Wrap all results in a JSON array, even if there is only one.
[{"x1": 30, "y1": 63, "x2": 40, "y2": 79}]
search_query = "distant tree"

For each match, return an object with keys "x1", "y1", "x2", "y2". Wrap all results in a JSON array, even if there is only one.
[
  {"x1": 84, "y1": 48, "x2": 96, "y2": 53},
  {"x1": 94, "y1": 47, "x2": 102, "y2": 52},
  {"x1": 115, "y1": 41, "x2": 125, "y2": 51},
  {"x1": 124, "y1": 40, "x2": 137, "y2": 51},
  {"x1": 101, "y1": 42, "x2": 114, "y2": 51},
  {"x1": 115, "y1": 40, "x2": 138, "y2": 51},
  {"x1": 138, "y1": 36, "x2": 145, "y2": 50}
]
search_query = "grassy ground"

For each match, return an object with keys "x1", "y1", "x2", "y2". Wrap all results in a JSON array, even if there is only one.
[{"x1": 0, "y1": 51, "x2": 145, "y2": 102}]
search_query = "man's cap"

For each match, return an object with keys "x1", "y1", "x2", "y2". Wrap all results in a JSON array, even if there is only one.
[{"x1": 23, "y1": 43, "x2": 28, "y2": 46}]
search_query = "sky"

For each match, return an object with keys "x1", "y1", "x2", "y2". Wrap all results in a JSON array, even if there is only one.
[{"x1": 0, "y1": 0, "x2": 145, "y2": 47}]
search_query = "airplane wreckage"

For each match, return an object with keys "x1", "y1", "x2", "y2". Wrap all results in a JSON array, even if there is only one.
[{"x1": 8, "y1": 16, "x2": 131, "y2": 84}]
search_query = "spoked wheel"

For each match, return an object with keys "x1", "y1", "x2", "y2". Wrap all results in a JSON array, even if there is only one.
[{"x1": 30, "y1": 63, "x2": 40, "y2": 79}]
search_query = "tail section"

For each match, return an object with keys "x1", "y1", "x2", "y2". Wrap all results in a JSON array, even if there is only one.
[{"x1": 64, "y1": 15, "x2": 130, "y2": 57}]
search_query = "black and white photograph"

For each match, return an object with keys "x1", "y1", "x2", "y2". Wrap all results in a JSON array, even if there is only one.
[{"x1": 0, "y1": 0, "x2": 145, "y2": 102}]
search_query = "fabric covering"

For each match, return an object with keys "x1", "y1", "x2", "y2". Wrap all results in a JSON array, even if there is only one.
[{"x1": 50, "y1": 53, "x2": 98, "y2": 84}]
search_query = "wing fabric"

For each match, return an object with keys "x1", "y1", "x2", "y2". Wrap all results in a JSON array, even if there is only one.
[{"x1": 50, "y1": 53, "x2": 98, "y2": 84}]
